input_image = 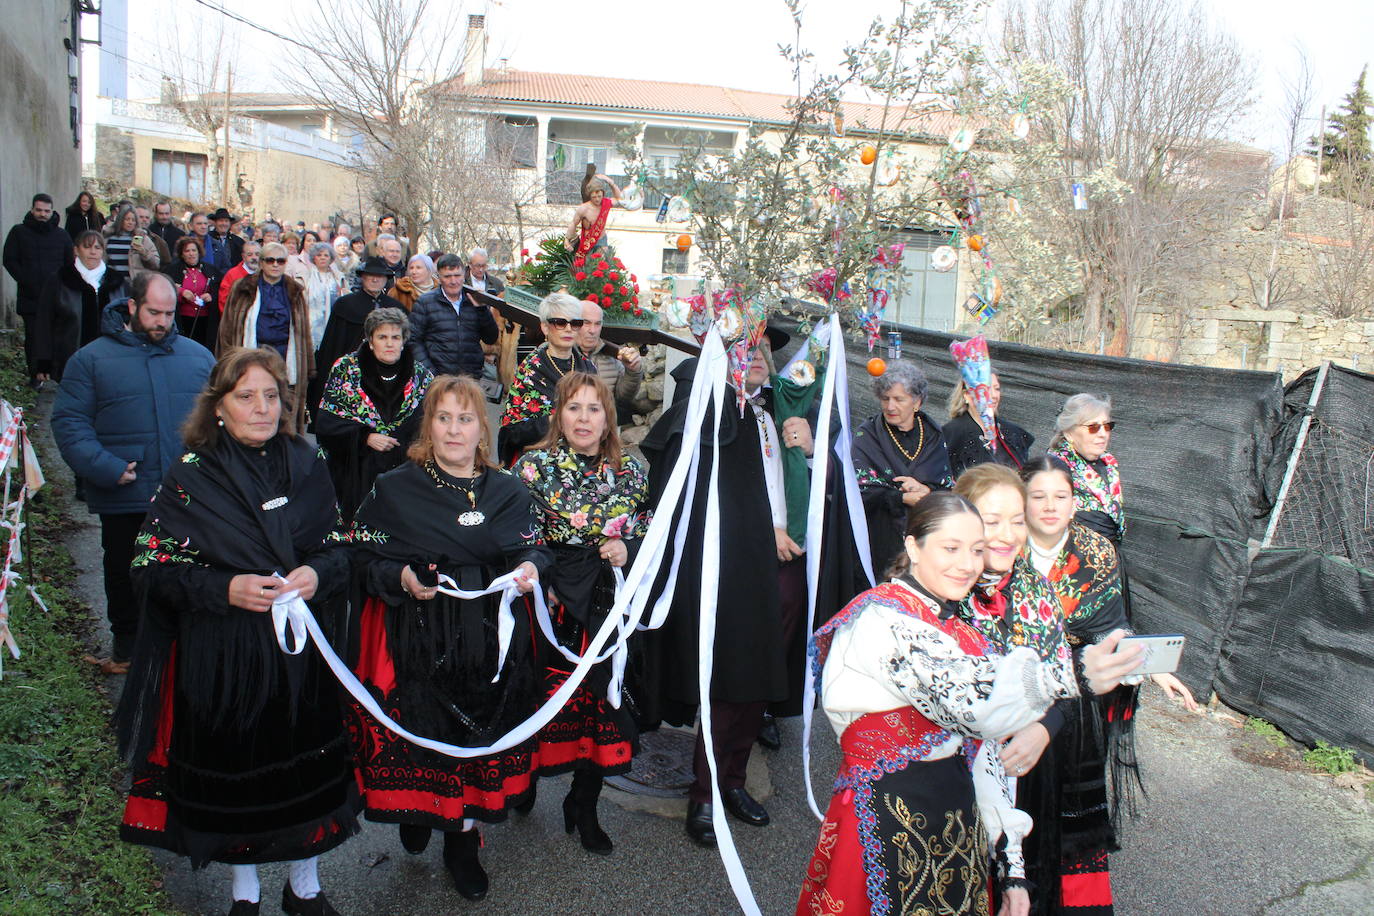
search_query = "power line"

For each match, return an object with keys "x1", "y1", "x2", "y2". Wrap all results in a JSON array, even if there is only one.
[{"x1": 185, "y1": 0, "x2": 314, "y2": 53}]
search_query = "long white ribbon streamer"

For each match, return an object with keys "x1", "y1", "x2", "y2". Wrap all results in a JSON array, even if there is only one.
[{"x1": 800, "y1": 315, "x2": 877, "y2": 819}]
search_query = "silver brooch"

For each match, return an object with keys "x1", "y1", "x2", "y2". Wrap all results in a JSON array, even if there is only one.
[
  {"x1": 458, "y1": 511, "x2": 486, "y2": 527},
  {"x1": 261, "y1": 497, "x2": 289, "y2": 511}
]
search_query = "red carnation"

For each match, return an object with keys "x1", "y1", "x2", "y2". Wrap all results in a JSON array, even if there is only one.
[
  {"x1": 575, "y1": 271, "x2": 587, "y2": 281},
  {"x1": 574, "y1": 257, "x2": 585, "y2": 267},
  {"x1": 602, "y1": 283, "x2": 614, "y2": 294},
  {"x1": 633, "y1": 308, "x2": 644, "y2": 317},
  {"x1": 622, "y1": 302, "x2": 631, "y2": 311},
  {"x1": 521, "y1": 248, "x2": 529, "y2": 255},
  {"x1": 609, "y1": 271, "x2": 619, "y2": 282},
  {"x1": 630, "y1": 274, "x2": 637, "y2": 282},
  {"x1": 587, "y1": 294, "x2": 599, "y2": 304},
  {"x1": 618, "y1": 285, "x2": 628, "y2": 296},
  {"x1": 593, "y1": 269, "x2": 604, "y2": 278}
]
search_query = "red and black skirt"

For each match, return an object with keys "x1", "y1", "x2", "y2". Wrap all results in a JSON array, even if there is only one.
[
  {"x1": 346, "y1": 594, "x2": 538, "y2": 828},
  {"x1": 796, "y1": 707, "x2": 990, "y2": 916}
]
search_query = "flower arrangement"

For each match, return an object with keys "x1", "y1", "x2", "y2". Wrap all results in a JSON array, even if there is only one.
[{"x1": 519, "y1": 237, "x2": 655, "y2": 328}]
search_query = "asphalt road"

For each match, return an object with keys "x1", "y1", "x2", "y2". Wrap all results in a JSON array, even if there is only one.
[{"x1": 33, "y1": 389, "x2": 1373, "y2": 916}]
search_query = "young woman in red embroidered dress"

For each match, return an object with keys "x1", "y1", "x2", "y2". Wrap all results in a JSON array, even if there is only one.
[{"x1": 798, "y1": 492, "x2": 1079, "y2": 916}]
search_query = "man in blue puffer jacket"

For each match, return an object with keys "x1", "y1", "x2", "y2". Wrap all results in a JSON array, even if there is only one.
[{"x1": 51, "y1": 272, "x2": 214, "y2": 670}]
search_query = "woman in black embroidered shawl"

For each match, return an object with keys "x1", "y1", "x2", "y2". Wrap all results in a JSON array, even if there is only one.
[
  {"x1": 1019, "y1": 456, "x2": 1196, "y2": 916},
  {"x1": 340, "y1": 375, "x2": 549, "y2": 902},
  {"x1": 944, "y1": 372, "x2": 1035, "y2": 478},
  {"x1": 315, "y1": 308, "x2": 432, "y2": 523},
  {"x1": 514, "y1": 372, "x2": 651, "y2": 856},
  {"x1": 851, "y1": 359, "x2": 954, "y2": 576},
  {"x1": 116, "y1": 347, "x2": 359, "y2": 916}
]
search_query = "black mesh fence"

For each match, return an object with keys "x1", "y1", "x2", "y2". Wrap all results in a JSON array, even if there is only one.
[
  {"x1": 1216, "y1": 365, "x2": 1374, "y2": 760},
  {"x1": 811, "y1": 321, "x2": 1286, "y2": 698}
]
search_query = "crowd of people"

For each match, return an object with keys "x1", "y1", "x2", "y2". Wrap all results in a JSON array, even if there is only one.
[{"x1": 7, "y1": 184, "x2": 1192, "y2": 916}]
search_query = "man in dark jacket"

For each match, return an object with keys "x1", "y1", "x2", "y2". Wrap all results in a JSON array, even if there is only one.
[
  {"x1": 461, "y1": 246, "x2": 505, "y2": 297},
  {"x1": 51, "y1": 272, "x2": 215, "y2": 671},
  {"x1": 204, "y1": 207, "x2": 244, "y2": 273},
  {"x1": 148, "y1": 200, "x2": 185, "y2": 250},
  {"x1": 3, "y1": 194, "x2": 73, "y2": 384},
  {"x1": 410, "y1": 253, "x2": 498, "y2": 378}
]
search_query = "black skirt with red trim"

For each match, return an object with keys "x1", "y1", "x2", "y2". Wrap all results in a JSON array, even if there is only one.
[
  {"x1": 121, "y1": 644, "x2": 363, "y2": 868},
  {"x1": 530, "y1": 598, "x2": 639, "y2": 777},
  {"x1": 346, "y1": 595, "x2": 538, "y2": 828}
]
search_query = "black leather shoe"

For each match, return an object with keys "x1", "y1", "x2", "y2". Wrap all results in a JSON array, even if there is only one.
[
  {"x1": 722, "y1": 787, "x2": 770, "y2": 826},
  {"x1": 563, "y1": 787, "x2": 613, "y2": 855},
  {"x1": 443, "y1": 829, "x2": 489, "y2": 901},
  {"x1": 226, "y1": 901, "x2": 259, "y2": 916},
  {"x1": 685, "y1": 801, "x2": 717, "y2": 848},
  {"x1": 756, "y1": 713, "x2": 781, "y2": 750},
  {"x1": 281, "y1": 883, "x2": 340, "y2": 915},
  {"x1": 398, "y1": 822, "x2": 431, "y2": 855}
]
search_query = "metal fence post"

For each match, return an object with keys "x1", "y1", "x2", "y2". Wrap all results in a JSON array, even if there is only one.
[{"x1": 1261, "y1": 360, "x2": 1330, "y2": 549}]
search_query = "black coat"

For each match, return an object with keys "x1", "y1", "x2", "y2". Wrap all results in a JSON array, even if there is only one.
[
  {"x1": 201, "y1": 231, "x2": 243, "y2": 274},
  {"x1": 640, "y1": 387, "x2": 787, "y2": 721},
  {"x1": 33, "y1": 263, "x2": 127, "y2": 379},
  {"x1": 409, "y1": 287, "x2": 499, "y2": 378},
  {"x1": 943, "y1": 412, "x2": 1035, "y2": 479},
  {"x1": 64, "y1": 206, "x2": 105, "y2": 239},
  {"x1": 4, "y1": 212, "x2": 73, "y2": 313},
  {"x1": 149, "y1": 220, "x2": 185, "y2": 251},
  {"x1": 309, "y1": 290, "x2": 401, "y2": 414}
]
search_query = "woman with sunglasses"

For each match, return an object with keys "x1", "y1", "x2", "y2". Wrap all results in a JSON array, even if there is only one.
[
  {"x1": 497, "y1": 292, "x2": 595, "y2": 465},
  {"x1": 1047, "y1": 394, "x2": 1124, "y2": 549}
]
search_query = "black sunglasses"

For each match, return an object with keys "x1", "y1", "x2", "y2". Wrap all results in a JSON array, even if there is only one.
[
  {"x1": 260, "y1": 257, "x2": 287, "y2": 265},
  {"x1": 1081, "y1": 421, "x2": 1116, "y2": 434},
  {"x1": 546, "y1": 317, "x2": 587, "y2": 329}
]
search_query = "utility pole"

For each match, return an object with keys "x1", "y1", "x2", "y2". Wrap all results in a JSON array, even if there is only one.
[{"x1": 221, "y1": 66, "x2": 234, "y2": 205}]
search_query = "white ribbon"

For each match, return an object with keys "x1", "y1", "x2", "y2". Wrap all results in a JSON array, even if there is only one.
[{"x1": 800, "y1": 314, "x2": 877, "y2": 820}]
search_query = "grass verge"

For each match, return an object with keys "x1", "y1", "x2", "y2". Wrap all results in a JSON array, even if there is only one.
[{"x1": 0, "y1": 336, "x2": 176, "y2": 914}]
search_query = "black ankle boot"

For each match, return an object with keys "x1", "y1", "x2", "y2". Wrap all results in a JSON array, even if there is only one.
[
  {"x1": 512, "y1": 780, "x2": 537, "y2": 816},
  {"x1": 563, "y1": 769, "x2": 612, "y2": 855},
  {"x1": 442, "y1": 829, "x2": 488, "y2": 901},
  {"x1": 398, "y1": 822, "x2": 431, "y2": 854}
]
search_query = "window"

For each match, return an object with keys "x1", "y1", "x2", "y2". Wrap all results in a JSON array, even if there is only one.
[
  {"x1": 546, "y1": 143, "x2": 609, "y2": 205},
  {"x1": 487, "y1": 117, "x2": 537, "y2": 168},
  {"x1": 889, "y1": 230, "x2": 958, "y2": 332},
  {"x1": 662, "y1": 248, "x2": 689, "y2": 274},
  {"x1": 151, "y1": 150, "x2": 207, "y2": 201}
]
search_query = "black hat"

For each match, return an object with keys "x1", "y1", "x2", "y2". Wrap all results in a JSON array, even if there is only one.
[
  {"x1": 356, "y1": 255, "x2": 395, "y2": 277},
  {"x1": 764, "y1": 324, "x2": 791, "y2": 353},
  {"x1": 209, "y1": 207, "x2": 235, "y2": 221}
]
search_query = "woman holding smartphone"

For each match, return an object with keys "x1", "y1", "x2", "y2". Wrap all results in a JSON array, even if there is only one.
[{"x1": 1015, "y1": 455, "x2": 1196, "y2": 916}]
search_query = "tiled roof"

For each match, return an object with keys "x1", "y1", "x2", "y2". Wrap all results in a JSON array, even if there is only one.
[{"x1": 442, "y1": 69, "x2": 957, "y2": 137}]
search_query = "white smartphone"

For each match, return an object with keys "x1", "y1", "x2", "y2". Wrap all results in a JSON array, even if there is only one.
[{"x1": 1118, "y1": 634, "x2": 1186, "y2": 676}]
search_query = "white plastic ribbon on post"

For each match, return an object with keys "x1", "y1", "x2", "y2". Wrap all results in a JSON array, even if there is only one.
[{"x1": 799, "y1": 314, "x2": 877, "y2": 820}]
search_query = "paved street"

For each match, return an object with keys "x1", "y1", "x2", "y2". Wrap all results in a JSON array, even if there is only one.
[{"x1": 36, "y1": 390, "x2": 1373, "y2": 916}]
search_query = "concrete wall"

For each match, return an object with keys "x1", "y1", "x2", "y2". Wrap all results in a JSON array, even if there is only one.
[{"x1": 0, "y1": 0, "x2": 83, "y2": 319}]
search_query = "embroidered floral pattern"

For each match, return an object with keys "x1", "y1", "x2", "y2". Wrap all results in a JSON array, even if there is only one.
[
  {"x1": 318, "y1": 352, "x2": 431, "y2": 437},
  {"x1": 1049, "y1": 442, "x2": 1125, "y2": 534},
  {"x1": 513, "y1": 445, "x2": 650, "y2": 546},
  {"x1": 1046, "y1": 523, "x2": 1123, "y2": 626},
  {"x1": 499, "y1": 345, "x2": 596, "y2": 430},
  {"x1": 131, "y1": 522, "x2": 198, "y2": 567}
]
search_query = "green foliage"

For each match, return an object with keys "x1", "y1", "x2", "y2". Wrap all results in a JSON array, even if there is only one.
[
  {"x1": 0, "y1": 342, "x2": 176, "y2": 914},
  {"x1": 619, "y1": 0, "x2": 992, "y2": 332},
  {"x1": 1308, "y1": 66, "x2": 1373, "y2": 180},
  {"x1": 1303, "y1": 740, "x2": 1359, "y2": 776},
  {"x1": 520, "y1": 236, "x2": 575, "y2": 293},
  {"x1": 1244, "y1": 717, "x2": 1288, "y2": 748}
]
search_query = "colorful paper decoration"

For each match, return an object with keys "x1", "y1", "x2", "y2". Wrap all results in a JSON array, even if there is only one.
[
  {"x1": 948, "y1": 334, "x2": 997, "y2": 446},
  {"x1": 931, "y1": 245, "x2": 957, "y2": 272}
]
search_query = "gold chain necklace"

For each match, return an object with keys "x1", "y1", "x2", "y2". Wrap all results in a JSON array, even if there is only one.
[
  {"x1": 425, "y1": 461, "x2": 487, "y2": 526},
  {"x1": 884, "y1": 417, "x2": 924, "y2": 463},
  {"x1": 546, "y1": 349, "x2": 574, "y2": 379}
]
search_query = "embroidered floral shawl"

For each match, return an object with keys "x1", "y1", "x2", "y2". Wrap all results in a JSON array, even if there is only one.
[{"x1": 1048, "y1": 441, "x2": 1125, "y2": 536}]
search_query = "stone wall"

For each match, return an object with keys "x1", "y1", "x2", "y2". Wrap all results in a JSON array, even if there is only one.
[
  {"x1": 1130, "y1": 194, "x2": 1373, "y2": 378},
  {"x1": 0, "y1": 1, "x2": 83, "y2": 320}
]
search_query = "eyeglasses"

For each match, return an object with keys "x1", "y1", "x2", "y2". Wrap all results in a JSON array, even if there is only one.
[
  {"x1": 1080, "y1": 421, "x2": 1116, "y2": 434},
  {"x1": 546, "y1": 318, "x2": 587, "y2": 329},
  {"x1": 260, "y1": 257, "x2": 287, "y2": 265}
]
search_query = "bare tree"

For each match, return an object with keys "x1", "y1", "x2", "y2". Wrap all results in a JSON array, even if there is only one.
[
  {"x1": 995, "y1": 0, "x2": 1259, "y2": 354},
  {"x1": 287, "y1": 0, "x2": 543, "y2": 256},
  {"x1": 155, "y1": 20, "x2": 239, "y2": 204},
  {"x1": 1310, "y1": 168, "x2": 1374, "y2": 319},
  {"x1": 1256, "y1": 49, "x2": 1317, "y2": 309}
]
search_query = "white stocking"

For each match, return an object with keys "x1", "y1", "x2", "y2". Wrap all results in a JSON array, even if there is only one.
[
  {"x1": 288, "y1": 856, "x2": 321, "y2": 900},
  {"x1": 231, "y1": 864, "x2": 260, "y2": 903}
]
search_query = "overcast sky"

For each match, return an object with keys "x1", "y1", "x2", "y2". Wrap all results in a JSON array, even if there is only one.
[{"x1": 107, "y1": 0, "x2": 1372, "y2": 156}]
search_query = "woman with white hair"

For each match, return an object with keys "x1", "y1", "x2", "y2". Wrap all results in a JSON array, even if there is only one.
[
  {"x1": 497, "y1": 292, "x2": 596, "y2": 465},
  {"x1": 851, "y1": 360, "x2": 955, "y2": 576},
  {"x1": 391, "y1": 253, "x2": 436, "y2": 312},
  {"x1": 304, "y1": 242, "x2": 345, "y2": 352},
  {"x1": 1047, "y1": 393, "x2": 1125, "y2": 548}
]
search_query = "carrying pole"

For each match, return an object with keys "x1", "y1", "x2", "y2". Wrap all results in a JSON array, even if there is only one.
[{"x1": 1261, "y1": 360, "x2": 1329, "y2": 548}]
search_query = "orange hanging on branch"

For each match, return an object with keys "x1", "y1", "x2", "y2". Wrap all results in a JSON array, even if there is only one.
[
  {"x1": 676, "y1": 234, "x2": 692, "y2": 252},
  {"x1": 966, "y1": 234, "x2": 984, "y2": 252},
  {"x1": 859, "y1": 144, "x2": 878, "y2": 165},
  {"x1": 867, "y1": 357, "x2": 887, "y2": 377}
]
